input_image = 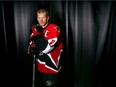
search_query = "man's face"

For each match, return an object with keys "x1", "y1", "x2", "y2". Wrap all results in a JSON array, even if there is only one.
[{"x1": 37, "y1": 12, "x2": 49, "y2": 27}]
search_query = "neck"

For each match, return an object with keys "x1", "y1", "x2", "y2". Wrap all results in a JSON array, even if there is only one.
[{"x1": 42, "y1": 23, "x2": 48, "y2": 28}]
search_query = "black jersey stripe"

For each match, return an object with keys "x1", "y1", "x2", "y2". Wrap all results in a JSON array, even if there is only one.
[
  {"x1": 37, "y1": 59, "x2": 62, "y2": 72},
  {"x1": 35, "y1": 54, "x2": 61, "y2": 70}
]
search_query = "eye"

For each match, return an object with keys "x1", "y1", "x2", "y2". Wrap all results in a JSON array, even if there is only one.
[
  {"x1": 42, "y1": 17, "x2": 45, "y2": 19},
  {"x1": 38, "y1": 17, "x2": 42, "y2": 20}
]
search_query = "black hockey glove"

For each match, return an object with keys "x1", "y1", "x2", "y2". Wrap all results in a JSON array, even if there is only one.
[
  {"x1": 28, "y1": 43, "x2": 40, "y2": 55},
  {"x1": 33, "y1": 36, "x2": 48, "y2": 51},
  {"x1": 34, "y1": 24, "x2": 43, "y2": 33}
]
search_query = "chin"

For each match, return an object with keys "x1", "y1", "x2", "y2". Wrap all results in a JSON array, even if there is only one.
[{"x1": 40, "y1": 24, "x2": 45, "y2": 26}]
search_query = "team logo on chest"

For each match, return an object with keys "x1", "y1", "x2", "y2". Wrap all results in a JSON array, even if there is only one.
[{"x1": 44, "y1": 30, "x2": 49, "y2": 37}]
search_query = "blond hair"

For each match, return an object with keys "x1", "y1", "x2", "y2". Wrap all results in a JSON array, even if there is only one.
[{"x1": 37, "y1": 9, "x2": 49, "y2": 16}]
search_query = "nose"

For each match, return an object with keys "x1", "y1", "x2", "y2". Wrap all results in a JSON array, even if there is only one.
[{"x1": 39, "y1": 18, "x2": 43, "y2": 22}]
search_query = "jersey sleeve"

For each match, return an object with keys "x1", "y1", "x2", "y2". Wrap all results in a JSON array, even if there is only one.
[{"x1": 42, "y1": 24, "x2": 61, "y2": 54}]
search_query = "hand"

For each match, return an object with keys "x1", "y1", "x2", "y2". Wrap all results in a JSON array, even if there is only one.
[
  {"x1": 38, "y1": 51, "x2": 44, "y2": 56},
  {"x1": 30, "y1": 33, "x2": 41, "y2": 41},
  {"x1": 28, "y1": 43, "x2": 39, "y2": 55},
  {"x1": 31, "y1": 47, "x2": 40, "y2": 55},
  {"x1": 34, "y1": 24, "x2": 43, "y2": 33}
]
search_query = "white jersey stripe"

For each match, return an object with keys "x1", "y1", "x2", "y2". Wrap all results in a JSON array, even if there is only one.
[{"x1": 42, "y1": 44, "x2": 54, "y2": 54}]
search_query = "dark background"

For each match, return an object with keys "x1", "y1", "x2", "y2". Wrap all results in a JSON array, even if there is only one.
[{"x1": 0, "y1": 1, "x2": 116, "y2": 87}]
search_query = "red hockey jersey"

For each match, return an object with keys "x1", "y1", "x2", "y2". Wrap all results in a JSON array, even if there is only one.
[{"x1": 34, "y1": 23, "x2": 63, "y2": 74}]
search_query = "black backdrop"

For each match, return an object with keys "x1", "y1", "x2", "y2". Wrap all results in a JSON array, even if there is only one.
[{"x1": 0, "y1": 1, "x2": 116, "y2": 87}]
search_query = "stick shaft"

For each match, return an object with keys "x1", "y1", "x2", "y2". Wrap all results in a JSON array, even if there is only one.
[{"x1": 32, "y1": 55, "x2": 36, "y2": 87}]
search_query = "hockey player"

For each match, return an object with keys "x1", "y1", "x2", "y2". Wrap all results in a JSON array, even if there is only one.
[{"x1": 28, "y1": 9, "x2": 63, "y2": 87}]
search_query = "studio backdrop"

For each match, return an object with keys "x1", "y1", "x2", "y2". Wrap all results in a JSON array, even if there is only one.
[{"x1": 0, "y1": 1, "x2": 116, "y2": 87}]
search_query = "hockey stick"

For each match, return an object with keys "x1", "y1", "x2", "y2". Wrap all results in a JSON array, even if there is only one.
[{"x1": 32, "y1": 55, "x2": 36, "y2": 87}]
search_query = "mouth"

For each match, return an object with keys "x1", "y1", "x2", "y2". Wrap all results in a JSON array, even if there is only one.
[{"x1": 40, "y1": 22, "x2": 44, "y2": 24}]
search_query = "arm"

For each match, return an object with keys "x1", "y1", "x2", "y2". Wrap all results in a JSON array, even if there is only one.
[
  {"x1": 28, "y1": 25, "x2": 43, "y2": 55},
  {"x1": 42, "y1": 25, "x2": 61, "y2": 54}
]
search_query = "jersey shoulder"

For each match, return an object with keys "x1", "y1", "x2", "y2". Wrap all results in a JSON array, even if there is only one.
[
  {"x1": 47, "y1": 23, "x2": 60, "y2": 31},
  {"x1": 48, "y1": 23, "x2": 57, "y2": 28}
]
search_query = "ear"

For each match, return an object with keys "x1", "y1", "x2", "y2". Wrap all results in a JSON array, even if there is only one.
[{"x1": 47, "y1": 16, "x2": 49, "y2": 21}]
